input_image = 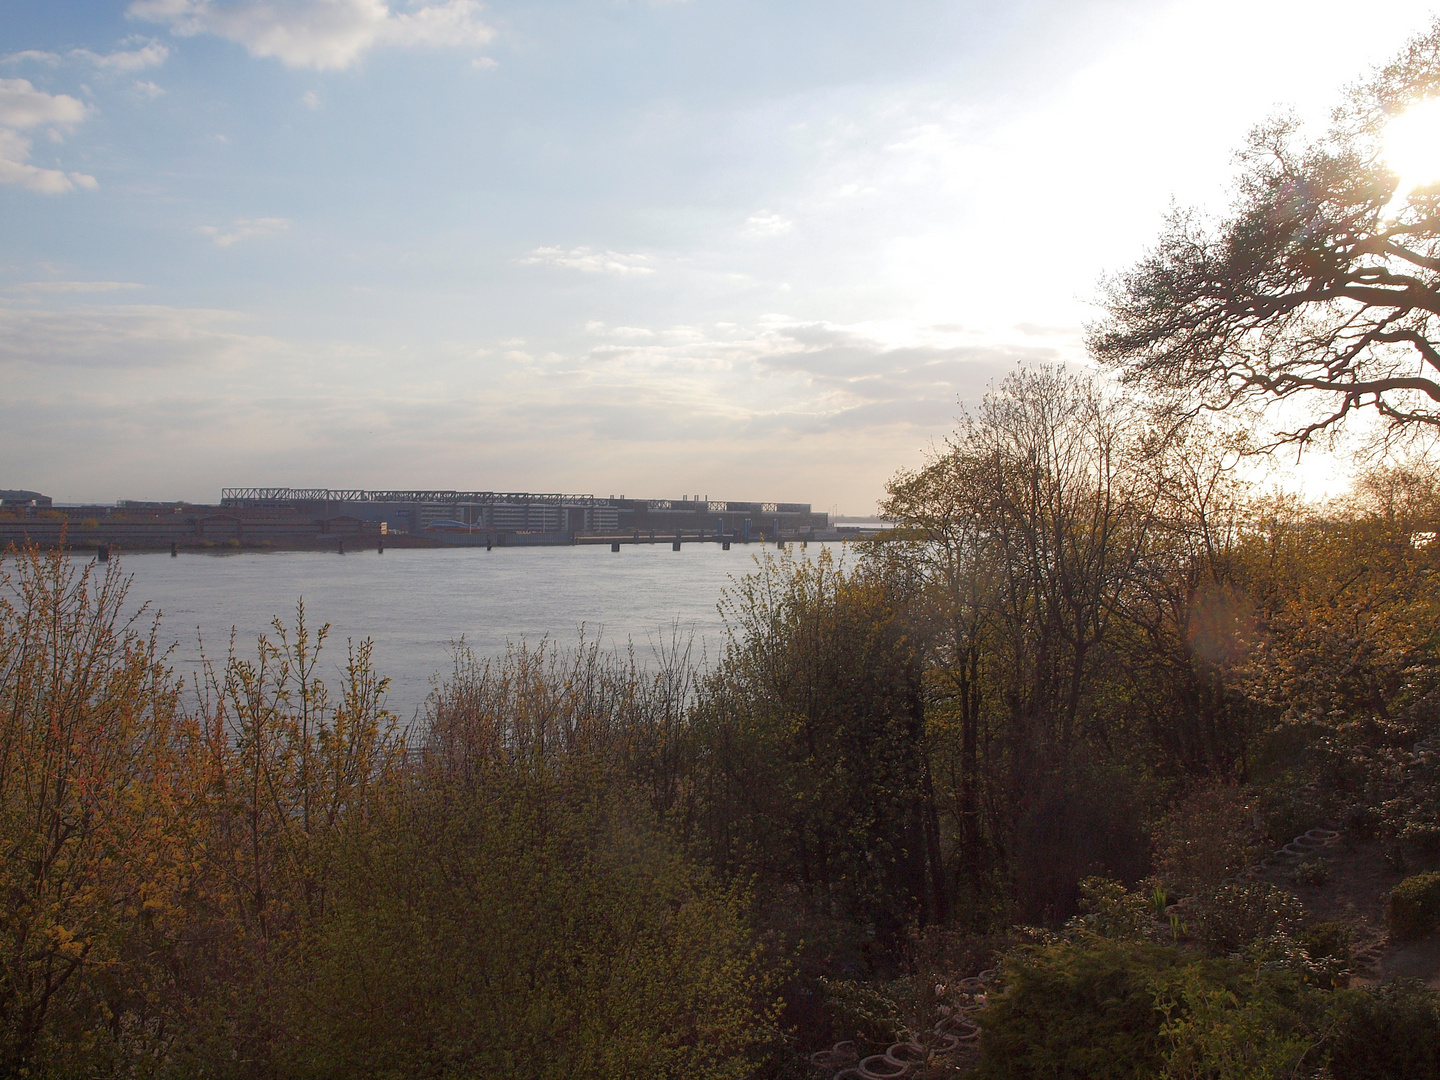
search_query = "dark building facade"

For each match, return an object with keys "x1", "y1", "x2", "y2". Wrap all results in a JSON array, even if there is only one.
[{"x1": 219, "y1": 489, "x2": 828, "y2": 539}]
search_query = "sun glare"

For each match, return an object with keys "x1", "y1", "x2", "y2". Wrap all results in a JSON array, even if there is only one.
[{"x1": 1384, "y1": 97, "x2": 1440, "y2": 200}]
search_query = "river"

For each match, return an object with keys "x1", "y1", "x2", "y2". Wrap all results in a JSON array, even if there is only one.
[{"x1": 90, "y1": 542, "x2": 845, "y2": 720}]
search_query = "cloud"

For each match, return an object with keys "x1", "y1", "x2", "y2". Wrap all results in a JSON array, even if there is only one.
[
  {"x1": 129, "y1": 0, "x2": 495, "y2": 71},
  {"x1": 301, "y1": 89, "x2": 320, "y2": 108},
  {"x1": 70, "y1": 40, "x2": 170, "y2": 71},
  {"x1": 750, "y1": 324, "x2": 1051, "y2": 430},
  {"x1": 0, "y1": 80, "x2": 95, "y2": 193},
  {"x1": 7, "y1": 281, "x2": 146, "y2": 294},
  {"x1": 1, "y1": 50, "x2": 61, "y2": 66},
  {"x1": 135, "y1": 80, "x2": 167, "y2": 98},
  {"x1": 741, "y1": 212, "x2": 793, "y2": 238},
  {"x1": 0, "y1": 305, "x2": 271, "y2": 369},
  {"x1": 4, "y1": 40, "x2": 169, "y2": 72},
  {"x1": 520, "y1": 246, "x2": 656, "y2": 276},
  {"x1": 562, "y1": 317, "x2": 1048, "y2": 437},
  {"x1": 0, "y1": 78, "x2": 87, "y2": 129},
  {"x1": 197, "y1": 217, "x2": 291, "y2": 247}
]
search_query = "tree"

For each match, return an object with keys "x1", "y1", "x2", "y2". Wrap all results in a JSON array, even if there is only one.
[
  {"x1": 875, "y1": 368, "x2": 1166, "y2": 923},
  {"x1": 878, "y1": 447, "x2": 997, "y2": 892},
  {"x1": 1091, "y1": 18, "x2": 1440, "y2": 447},
  {"x1": 689, "y1": 550, "x2": 947, "y2": 935}
]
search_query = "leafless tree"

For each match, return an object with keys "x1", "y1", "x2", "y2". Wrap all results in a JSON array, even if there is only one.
[{"x1": 1091, "y1": 19, "x2": 1440, "y2": 448}]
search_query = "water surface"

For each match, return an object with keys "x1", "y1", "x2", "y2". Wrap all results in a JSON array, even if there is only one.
[{"x1": 96, "y1": 542, "x2": 841, "y2": 719}]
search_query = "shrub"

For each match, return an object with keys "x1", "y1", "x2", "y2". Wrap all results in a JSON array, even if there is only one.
[
  {"x1": 1293, "y1": 857, "x2": 1330, "y2": 886},
  {"x1": 1328, "y1": 980, "x2": 1440, "y2": 1080},
  {"x1": 1065, "y1": 878, "x2": 1164, "y2": 942},
  {"x1": 1295, "y1": 922, "x2": 1352, "y2": 988},
  {"x1": 283, "y1": 770, "x2": 776, "y2": 1080},
  {"x1": 1387, "y1": 871, "x2": 1440, "y2": 942},
  {"x1": 1154, "y1": 960, "x2": 1327, "y2": 1080},
  {"x1": 0, "y1": 548, "x2": 194, "y2": 1075},
  {"x1": 1189, "y1": 882, "x2": 1304, "y2": 955},
  {"x1": 976, "y1": 938, "x2": 1178, "y2": 1079},
  {"x1": 1153, "y1": 784, "x2": 1262, "y2": 895}
]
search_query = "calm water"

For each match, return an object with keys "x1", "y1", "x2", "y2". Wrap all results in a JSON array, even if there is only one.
[{"x1": 92, "y1": 542, "x2": 843, "y2": 719}]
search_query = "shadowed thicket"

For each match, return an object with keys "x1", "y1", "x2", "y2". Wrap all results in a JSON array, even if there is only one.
[{"x1": 0, "y1": 550, "x2": 780, "y2": 1080}]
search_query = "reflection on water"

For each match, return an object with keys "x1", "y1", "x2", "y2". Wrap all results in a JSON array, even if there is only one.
[{"x1": 86, "y1": 542, "x2": 843, "y2": 720}]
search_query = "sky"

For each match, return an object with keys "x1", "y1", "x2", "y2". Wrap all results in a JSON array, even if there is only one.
[{"x1": 2, "y1": 0, "x2": 1438, "y2": 512}]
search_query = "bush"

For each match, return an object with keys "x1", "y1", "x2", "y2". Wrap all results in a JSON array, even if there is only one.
[
  {"x1": 0, "y1": 548, "x2": 193, "y2": 1075},
  {"x1": 1153, "y1": 784, "x2": 1263, "y2": 895},
  {"x1": 280, "y1": 769, "x2": 776, "y2": 1080},
  {"x1": 1189, "y1": 882, "x2": 1304, "y2": 955},
  {"x1": 1328, "y1": 980, "x2": 1440, "y2": 1080},
  {"x1": 1387, "y1": 871, "x2": 1440, "y2": 942},
  {"x1": 976, "y1": 938, "x2": 1178, "y2": 1079},
  {"x1": 1294, "y1": 857, "x2": 1330, "y2": 886},
  {"x1": 1065, "y1": 878, "x2": 1167, "y2": 943},
  {"x1": 1296, "y1": 922, "x2": 1352, "y2": 988},
  {"x1": 1154, "y1": 960, "x2": 1328, "y2": 1080}
]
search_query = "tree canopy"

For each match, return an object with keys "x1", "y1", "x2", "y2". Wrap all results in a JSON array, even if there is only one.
[{"x1": 1090, "y1": 19, "x2": 1440, "y2": 447}]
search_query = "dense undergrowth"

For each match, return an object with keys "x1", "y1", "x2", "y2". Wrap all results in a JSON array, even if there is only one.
[{"x1": 5, "y1": 372, "x2": 1440, "y2": 1078}]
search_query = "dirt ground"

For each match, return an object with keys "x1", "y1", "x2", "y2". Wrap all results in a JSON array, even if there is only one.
[{"x1": 1253, "y1": 833, "x2": 1440, "y2": 988}]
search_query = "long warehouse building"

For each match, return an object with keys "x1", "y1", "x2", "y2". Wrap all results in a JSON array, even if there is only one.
[{"x1": 219, "y1": 488, "x2": 828, "y2": 538}]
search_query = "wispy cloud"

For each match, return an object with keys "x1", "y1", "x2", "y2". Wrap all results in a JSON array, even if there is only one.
[
  {"x1": 0, "y1": 78, "x2": 95, "y2": 193},
  {"x1": 520, "y1": 246, "x2": 656, "y2": 276},
  {"x1": 0, "y1": 304, "x2": 264, "y2": 369},
  {"x1": 0, "y1": 50, "x2": 61, "y2": 66},
  {"x1": 197, "y1": 217, "x2": 291, "y2": 247},
  {"x1": 7, "y1": 281, "x2": 146, "y2": 294},
  {"x1": 129, "y1": 0, "x2": 495, "y2": 71},
  {"x1": 741, "y1": 212, "x2": 793, "y2": 238},
  {"x1": 3, "y1": 40, "x2": 169, "y2": 71},
  {"x1": 70, "y1": 40, "x2": 169, "y2": 71}
]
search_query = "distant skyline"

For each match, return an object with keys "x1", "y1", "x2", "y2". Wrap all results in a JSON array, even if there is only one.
[{"x1": 3, "y1": 1, "x2": 1436, "y2": 512}]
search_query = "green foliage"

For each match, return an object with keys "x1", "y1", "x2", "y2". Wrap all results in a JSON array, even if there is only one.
[
  {"x1": 1189, "y1": 882, "x2": 1304, "y2": 956},
  {"x1": 690, "y1": 550, "x2": 944, "y2": 938},
  {"x1": 1064, "y1": 878, "x2": 1166, "y2": 943},
  {"x1": 819, "y1": 977, "x2": 910, "y2": 1046},
  {"x1": 976, "y1": 938, "x2": 1177, "y2": 1079},
  {"x1": 1153, "y1": 962, "x2": 1325, "y2": 1080},
  {"x1": 1387, "y1": 871, "x2": 1440, "y2": 942},
  {"x1": 1294, "y1": 922, "x2": 1352, "y2": 989},
  {"x1": 0, "y1": 547, "x2": 191, "y2": 1076},
  {"x1": 1153, "y1": 785, "x2": 1262, "y2": 896},
  {"x1": 971, "y1": 936, "x2": 1440, "y2": 1080},
  {"x1": 1328, "y1": 980, "x2": 1440, "y2": 1080},
  {"x1": 1293, "y1": 857, "x2": 1330, "y2": 887},
  {"x1": 283, "y1": 768, "x2": 774, "y2": 1080}
]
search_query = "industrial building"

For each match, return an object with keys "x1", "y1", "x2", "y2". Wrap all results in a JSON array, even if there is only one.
[
  {"x1": 219, "y1": 489, "x2": 828, "y2": 541},
  {"x1": 0, "y1": 486, "x2": 830, "y2": 553}
]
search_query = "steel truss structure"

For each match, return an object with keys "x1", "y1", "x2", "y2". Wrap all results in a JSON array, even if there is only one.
[{"x1": 222, "y1": 488, "x2": 598, "y2": 506}]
